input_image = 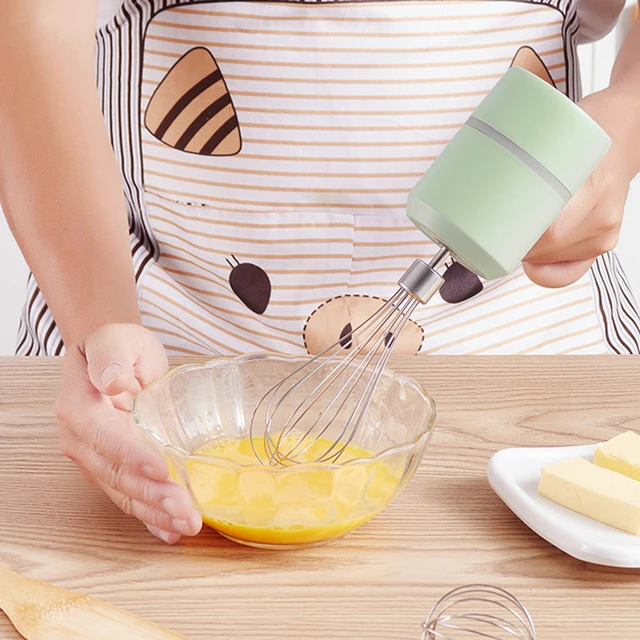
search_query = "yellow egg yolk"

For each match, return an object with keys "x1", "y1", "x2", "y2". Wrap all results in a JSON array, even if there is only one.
[{"x1": 178, "y1": 435, "x2": 403, "y2": 547}]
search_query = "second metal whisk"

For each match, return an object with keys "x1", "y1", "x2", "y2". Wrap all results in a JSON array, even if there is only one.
[
  {"x1": 250, "y1": 248, "x2": 450, "y2": 466},
  {"x1": 422, "y1": 584, "x2": 536, "y2": 640}
]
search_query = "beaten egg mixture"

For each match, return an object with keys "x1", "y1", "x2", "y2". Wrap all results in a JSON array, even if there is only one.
[{"x1": 173, "y1": 435, "x2": 402, "y2": 546}]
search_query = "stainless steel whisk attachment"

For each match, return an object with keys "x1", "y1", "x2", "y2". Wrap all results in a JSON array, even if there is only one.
[
  {"x1": 249, "y1": 247, "x2": 450, "y2": 466},
  {"x1": 422, "y1": 585, "x2": 536, "y2": 640}
]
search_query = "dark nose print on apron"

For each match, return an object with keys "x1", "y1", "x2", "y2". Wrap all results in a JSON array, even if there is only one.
[
  {"x1": 384, "y1": 332, "x2": 396, "y2": 348},
  {"x1": 226, "y1": 255, "x2": 272, "y2": 315},
  {"x1": 144, "y1": 47, "x2": 242, "y2": 156},
  {"x1": 440, "y1": 262, "x2": 484, "y2": 304},
  {"x1": 339, "y1": 323, "x2": 353, "y2": 349},
  {"x1": 338, "y1": 326, "x2": 395, "y2": 350}
]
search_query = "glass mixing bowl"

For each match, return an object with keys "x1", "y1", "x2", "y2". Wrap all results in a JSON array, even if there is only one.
[{"x1": 133, "y1": 354, "x2": 437, "y2": 549}]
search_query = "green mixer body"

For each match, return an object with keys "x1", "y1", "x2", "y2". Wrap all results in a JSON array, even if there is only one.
[{"x1": 406, "y1": 67, "x2": 611, "y2": 281}]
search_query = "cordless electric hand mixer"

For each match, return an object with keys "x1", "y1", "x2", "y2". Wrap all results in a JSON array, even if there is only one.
[{"x1": 250, "y1": 67, "x2": 611, "y2": 466}]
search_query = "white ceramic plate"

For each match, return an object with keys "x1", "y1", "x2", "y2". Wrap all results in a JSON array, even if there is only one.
[{"x1": 487, "y1": 444, "x2": 640, "y2": 568}]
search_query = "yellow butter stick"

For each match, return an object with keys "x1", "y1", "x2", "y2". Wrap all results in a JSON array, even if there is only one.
[{"x1": 539, "y1": 457, "x2": 640, "y2": 535}]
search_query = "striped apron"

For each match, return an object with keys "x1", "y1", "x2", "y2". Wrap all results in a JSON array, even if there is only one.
[{"x1": 17, "y1": 0, "x2": 640, "y2": 356}]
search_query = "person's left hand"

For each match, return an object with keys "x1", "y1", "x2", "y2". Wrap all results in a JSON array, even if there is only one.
[{"x1": 522, "y1": 88, "x2": 640, "y2": 288}]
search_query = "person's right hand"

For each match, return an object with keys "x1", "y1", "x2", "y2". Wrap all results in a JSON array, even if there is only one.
[{"x1": 55, "y1": 323, "x2": 202, "y2": 544}]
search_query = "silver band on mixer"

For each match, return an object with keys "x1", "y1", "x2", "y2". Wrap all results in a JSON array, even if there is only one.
[
  {"x1": 465, "y1": 116, "x2": 571, "y2": 203},
  {"x1": 398, "y1": 248, "x2": 448, "y2": 304}
]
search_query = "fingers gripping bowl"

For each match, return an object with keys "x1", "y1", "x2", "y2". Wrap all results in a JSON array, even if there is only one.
[{"x1": 132, "y1": 355, "x2": 437, "y2": 549}]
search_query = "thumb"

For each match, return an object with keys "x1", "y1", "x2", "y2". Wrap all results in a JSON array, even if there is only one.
[
  {"x1": 84, "y1": 324, "x2": 169, "y2": 397},
  {"x1": 522, "y1": 258, "x2": 594, "y2": 288}
]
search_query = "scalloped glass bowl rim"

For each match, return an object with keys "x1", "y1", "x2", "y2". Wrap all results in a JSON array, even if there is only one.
[{"x1": 132, "y1": 353, "x2": 437, "y2": 473}]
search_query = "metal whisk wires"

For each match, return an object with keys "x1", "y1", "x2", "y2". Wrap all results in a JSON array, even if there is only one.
[
  {"x1": 422, "y1": 585, "x2": 536, "y2": 640},
  {"x1": 263, "y1": 288, "x2": 416, "y2": 465},
  {"x1": 249, "y1": 249, "x2": 449, "y2": 466}
]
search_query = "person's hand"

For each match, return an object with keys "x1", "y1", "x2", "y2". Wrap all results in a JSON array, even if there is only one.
[
  {"x1": 523, "y1": 88, "x2": 640, "y2": 288},
  {"x1": 55, "y1": 323, "x2": 202, "y2": 543}
]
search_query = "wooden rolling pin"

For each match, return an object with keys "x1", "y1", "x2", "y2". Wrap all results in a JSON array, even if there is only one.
[{"x1": 0, "y1": 566, "x2": 189, "y2": 639}]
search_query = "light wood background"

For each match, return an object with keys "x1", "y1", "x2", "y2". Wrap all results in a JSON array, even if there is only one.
[{"x1": 0, "y1": 355, "x2": 639, "y2": 639}]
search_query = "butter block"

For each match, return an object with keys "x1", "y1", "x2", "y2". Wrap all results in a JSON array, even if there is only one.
[
  {"x1": 594, "y1": 431, "x2": 640, "y2": 481},
  {"x1": 539, "y1": 457, "x2": 640, "y2": 535}
]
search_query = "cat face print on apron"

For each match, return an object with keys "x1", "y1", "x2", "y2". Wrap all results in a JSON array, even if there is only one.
[{"x1": 16, "y1": 0, "x2": 640, "y2": 356}]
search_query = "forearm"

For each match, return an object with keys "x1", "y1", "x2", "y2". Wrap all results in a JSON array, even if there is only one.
[
  {"x1": 0, "y1": 1, "x2": 140, "y2": 347},
  {"x1": 611, "y1": 12, "x2": 640, "y2": 88}
]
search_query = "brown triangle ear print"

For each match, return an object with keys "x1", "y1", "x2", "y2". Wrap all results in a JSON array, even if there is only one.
[
  {"x1": 510, "y1": 46, "x2": 556, "y2": 88},
  {"x1": 145, "y1": 47, "x2": 241, "y2": 156}
]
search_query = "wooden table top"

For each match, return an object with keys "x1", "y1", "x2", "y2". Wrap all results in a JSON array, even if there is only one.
[{"x1": 0, "y1": 355, "x2": 639, "y2": 639}]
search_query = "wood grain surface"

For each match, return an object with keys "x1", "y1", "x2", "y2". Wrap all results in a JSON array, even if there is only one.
[
  {"x1": 0, "y1": 355, "x2": 639, "y2": 640},
  {"x1": 0, "y1": 565, "x2": 189, "y2": 640}
]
